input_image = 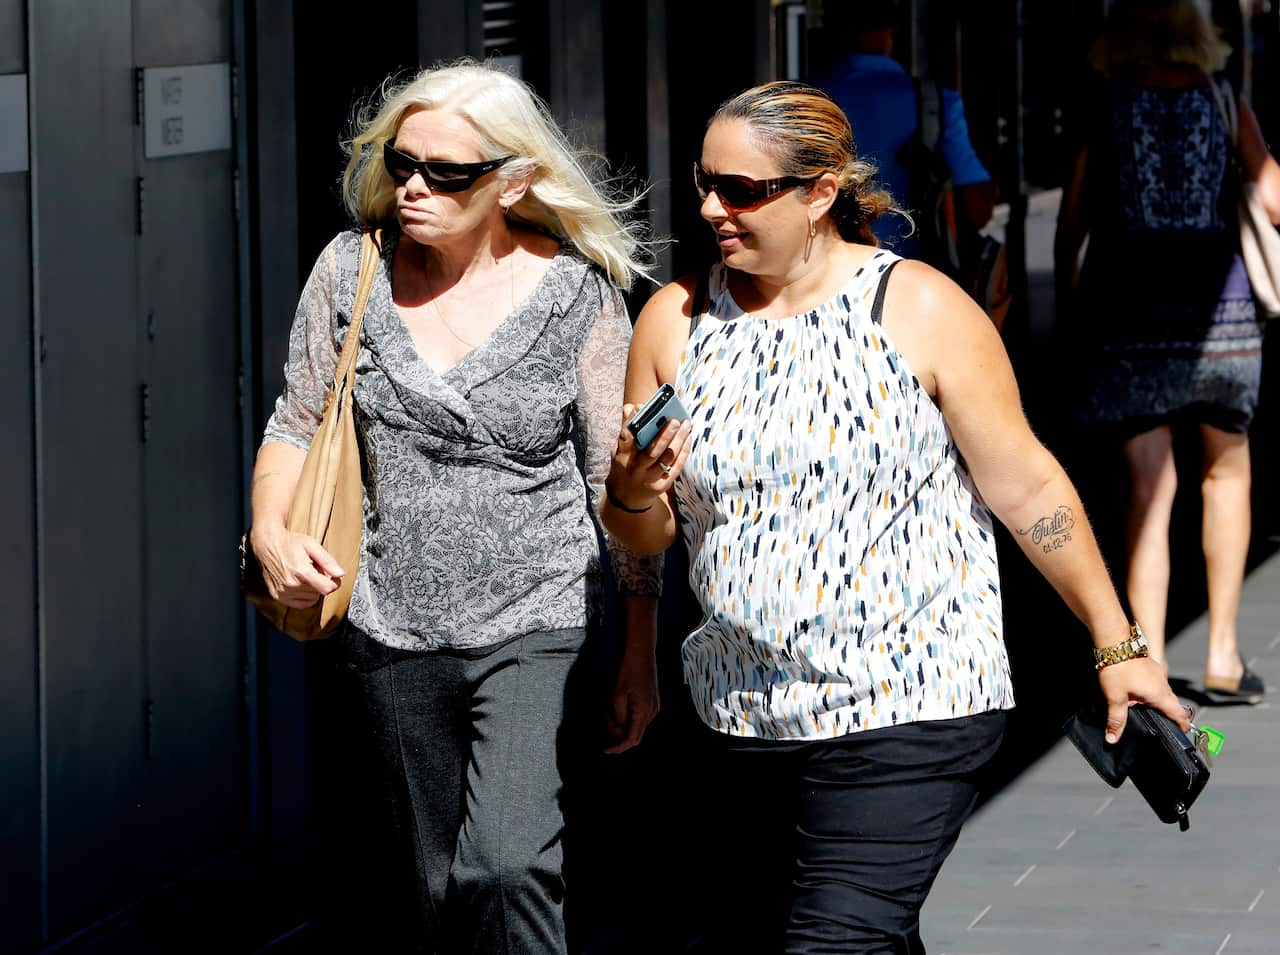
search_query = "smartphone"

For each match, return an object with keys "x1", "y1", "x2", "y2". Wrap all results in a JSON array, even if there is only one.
[{"x1": 627, "y1": 383, "x2": 690, "y2": 450}]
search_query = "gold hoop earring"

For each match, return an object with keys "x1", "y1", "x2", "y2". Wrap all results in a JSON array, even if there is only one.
[{"x1": 808, "y1": 216, "x2": 817, "y2": 239}]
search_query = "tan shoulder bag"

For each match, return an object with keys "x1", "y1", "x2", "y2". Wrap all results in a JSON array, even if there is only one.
[
  {"x1": 240, "y1": 228, "x2": 381, "y2": 640},
  {"x1": 1210, "y1": 81, "x2": 1280, "y2": 319}
]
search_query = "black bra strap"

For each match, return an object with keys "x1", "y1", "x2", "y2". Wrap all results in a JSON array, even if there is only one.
[
  {"x1": 869, "y1": 257, "x2": 901, "y2": 326},
  {"x1": 688, "y1": 268, "x2": 710, "y2": 337}
]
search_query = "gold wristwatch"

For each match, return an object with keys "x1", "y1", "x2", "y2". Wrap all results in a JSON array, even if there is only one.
[{"x1": 1093, "y1": 622, "x2": 1150, "y2": 670}]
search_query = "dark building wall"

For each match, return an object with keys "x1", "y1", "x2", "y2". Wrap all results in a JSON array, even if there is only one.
[{"x1": 290, "y1": 1, "x2": 421, "y2": 283}]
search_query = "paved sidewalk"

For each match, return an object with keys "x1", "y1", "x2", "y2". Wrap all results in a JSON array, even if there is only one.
[{"x1": 925, "y1": 551, "x2": 1280, "y2": 954}]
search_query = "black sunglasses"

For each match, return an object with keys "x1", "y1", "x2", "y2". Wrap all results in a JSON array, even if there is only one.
[
  {"x1": 693, "y1": 162, "x2": 818, "y2": 211},
  {"x1": 383, "y1": 142, "x2": 514, "y2": 192}
]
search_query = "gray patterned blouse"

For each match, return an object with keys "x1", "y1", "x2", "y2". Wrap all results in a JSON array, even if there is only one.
[{"x1": 263, "y1": 229, "x2": 662, "y2": 651}]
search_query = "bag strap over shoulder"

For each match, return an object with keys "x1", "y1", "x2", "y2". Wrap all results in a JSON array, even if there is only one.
[
  {"x1": 1207, "y1": 78, "x2": 1240, "y2": 149},
  {"x1": 334, "y1": 228, "x2": 382, "y2": 390}
]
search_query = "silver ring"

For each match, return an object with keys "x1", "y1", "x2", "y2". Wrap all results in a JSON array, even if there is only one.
[{"x1": 659, "y1": 461, "x2": 672, "y2": 475}]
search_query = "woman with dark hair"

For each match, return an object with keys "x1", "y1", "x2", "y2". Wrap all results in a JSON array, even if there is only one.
[
  {"x1": 602, "y1": 80, "x2": 1189, "y2": 953},
  {"x1": 1056, "y1": 0, "x2": 1280, "y2": 701}
]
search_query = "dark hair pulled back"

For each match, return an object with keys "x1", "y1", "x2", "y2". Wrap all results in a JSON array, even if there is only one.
[{"x1": 710, "y1": 81, "x2": 898, "y2": 245}]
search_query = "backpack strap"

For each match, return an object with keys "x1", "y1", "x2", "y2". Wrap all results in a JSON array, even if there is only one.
[
  {"x1": 916, "y1": 77, "x2": 943, "y2": 155},
  {"x1": 870, "y1": 257, "x2": 902, "y2": 326}
]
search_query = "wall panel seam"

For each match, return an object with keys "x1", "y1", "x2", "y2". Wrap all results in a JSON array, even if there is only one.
[{"x1": 25, "y1": 0, "x2": 48, "y2": 941}]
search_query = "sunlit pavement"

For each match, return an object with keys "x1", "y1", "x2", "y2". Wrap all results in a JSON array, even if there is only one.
[{"x1": 926, "y1": 550, "x2": 1280, "y2": 955}]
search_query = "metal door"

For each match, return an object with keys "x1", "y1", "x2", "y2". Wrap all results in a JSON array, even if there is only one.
[
  {"x1": 0, "y1": 0, "x2": 38, "y2": 947},
  {"x1": 133, "y1": 0, "x2": 244, "y2": 884},
  {"x1": 32, "y1": 0, "x2": 150, "y2": 936},
  {"x1": 23, "y1": 0, "x2": 246, "y2": 941}
]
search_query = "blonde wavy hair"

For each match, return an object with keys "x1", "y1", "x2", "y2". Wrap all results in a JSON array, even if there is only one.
[
  {"x1": 711, "y1": 81, "x2": 904, "y2": 245},
  {"x1": 341, "y1": 59, "x2": 653, "y2": 290},
  {"x1": 1090, "y1": 0, "x2": 1230, "y2": 76}
]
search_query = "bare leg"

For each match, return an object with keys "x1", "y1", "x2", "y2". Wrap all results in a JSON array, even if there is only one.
[
  {"x1": 1123, "y1": 426, "x2": 1178, "y2": 664},
  {"x1": 1200, "y1": 424, "x2": 1251, "y2": 683}
]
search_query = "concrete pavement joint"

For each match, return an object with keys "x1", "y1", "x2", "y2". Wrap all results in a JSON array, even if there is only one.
[
  {"x1": 248, "y1": 923, "x2": 311, "y2": 955},
  {"x1": 1220, "y1": 701, "x2": 1274, "y2": 711},
  {"x1": 967, "y1": 904, "x2": 992, "y2": 931},
  {"x1": 927, "y1": 550, "x2": 1280, "y2": 951}
]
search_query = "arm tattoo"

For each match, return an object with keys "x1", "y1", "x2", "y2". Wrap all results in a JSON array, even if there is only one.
[
  {"x1": 252, "y1": 470, "x2": 280, "y2": 489},
  {"x1": 1017, "y1": 505, "x2": 1075, "y2": 554}
]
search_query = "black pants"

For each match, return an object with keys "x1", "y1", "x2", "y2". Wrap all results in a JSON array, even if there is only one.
[
  {"x1": 332, "y1": 626, "x2": 590, "y2": 955},
  {"x1": 686, "y1": 711, "x2": 1006, "y2": 955}
]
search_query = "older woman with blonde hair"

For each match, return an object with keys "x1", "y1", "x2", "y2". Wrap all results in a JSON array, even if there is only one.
[
  {"x1": 1057, "y1": 0, "x2": 1280, "y2": 701},
  {"x1": 604, "y1": 80, "x2": 1190, "y2": 953},
  {"x1": 247, "y1": 59, "x2": 661, "y2": 952}
]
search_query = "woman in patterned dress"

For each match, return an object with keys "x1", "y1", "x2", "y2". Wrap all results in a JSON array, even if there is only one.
[
  {"x1": 1056, "y1": 0, "x2": 1280, "y2": 701},
  {"x1": 247, "y1": 61, "x2": 661, "y2": 953},
  {"x1": 602, "y1": 81, "x2": 1190, "y2": 953}
]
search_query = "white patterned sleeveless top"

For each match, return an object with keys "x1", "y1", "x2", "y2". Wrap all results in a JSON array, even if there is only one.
[{"x1": 672, "y1": 251, "x2": 1015, "y2": 740}]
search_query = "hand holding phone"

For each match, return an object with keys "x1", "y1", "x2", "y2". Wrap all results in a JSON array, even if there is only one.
[
  {"x1": 626, "y1": 383, "x2": 690, "y2": 450},
  {"x1": 605, "y1": 383, "x2": 694, "y2": 522}
]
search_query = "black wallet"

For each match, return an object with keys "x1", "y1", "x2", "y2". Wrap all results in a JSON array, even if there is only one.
[{"x1": 1063, "y1": 704, "x2": 1210, "y2": 831}]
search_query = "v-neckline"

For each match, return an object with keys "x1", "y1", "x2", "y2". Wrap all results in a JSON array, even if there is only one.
[{"x1": 386, "y1": 233, "x2": 567, "y2": 380}]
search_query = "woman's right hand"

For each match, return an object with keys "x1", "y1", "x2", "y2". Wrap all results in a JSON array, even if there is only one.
[
  {"x1": 607, "y1": 403, "x2": 693, "y2": 511},
  {"x1": 249, "y1": 525, "x2": 345, "y2": 608}
]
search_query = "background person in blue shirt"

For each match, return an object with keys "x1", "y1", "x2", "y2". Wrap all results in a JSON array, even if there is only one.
[{"x1": 814, "y1": 0, "x2": 997, "y2": 256}]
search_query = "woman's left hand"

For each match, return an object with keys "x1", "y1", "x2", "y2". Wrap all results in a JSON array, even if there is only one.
[
  {"x1": 1097, "y1": 657, "x2": 1191, "y2": 743},
  {"x1": 604, "y1": 642, "x2": 660, "y2": 754}
]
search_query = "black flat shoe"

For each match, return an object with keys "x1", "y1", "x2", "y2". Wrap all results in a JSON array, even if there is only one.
[{"x1": 1204, "y1": 661, "x2": 1266, "y2": 704}]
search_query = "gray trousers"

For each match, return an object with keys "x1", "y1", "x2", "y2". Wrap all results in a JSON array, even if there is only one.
[{"x1": 337, "y1": 626, "x2": 589, "y2": 955}]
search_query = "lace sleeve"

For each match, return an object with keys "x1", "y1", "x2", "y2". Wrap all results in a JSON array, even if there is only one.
[
  {"x1": 261, "y1": 240, "x2": 339, "y2": 451},
  {"x1": 574, "y1": 276, "x2": 664, "y2": 597}
]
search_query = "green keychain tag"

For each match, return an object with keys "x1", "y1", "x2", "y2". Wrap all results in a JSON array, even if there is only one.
[{"x1": 1200, "y1": 725, "x2": 1225, "y2": 757}]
